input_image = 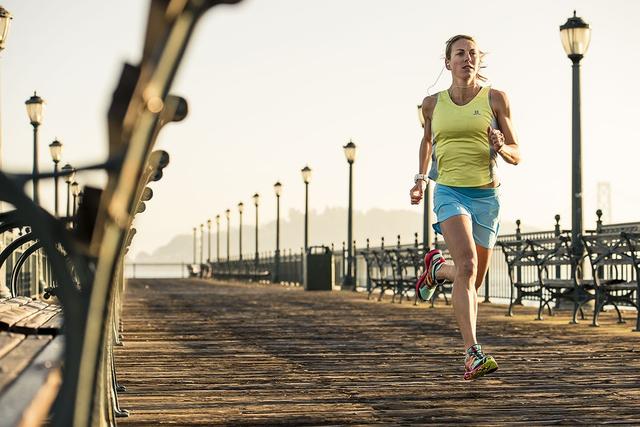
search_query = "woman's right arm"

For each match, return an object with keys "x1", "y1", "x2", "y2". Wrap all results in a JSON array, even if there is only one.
[{"x1": 410, "y1": 95, "x2": 437, "y2": 205}]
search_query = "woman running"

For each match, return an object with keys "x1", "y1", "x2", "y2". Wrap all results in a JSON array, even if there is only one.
[{"x1": 410, "y1": 34, "x2": 520, "y2": 380}]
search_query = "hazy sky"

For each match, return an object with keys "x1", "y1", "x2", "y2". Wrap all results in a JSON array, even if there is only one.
[{"x1": 2, "y1": 0, "x2": 639, "y2": 257}]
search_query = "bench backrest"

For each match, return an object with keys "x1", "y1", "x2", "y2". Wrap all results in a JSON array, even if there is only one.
[{"x1": 582, "y1": 232, "x2": 635, "y2": 283}]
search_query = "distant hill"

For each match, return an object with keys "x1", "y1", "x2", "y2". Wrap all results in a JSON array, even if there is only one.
[{"x1": 131, "y1": 207, "x2": 539, "y2": 263}]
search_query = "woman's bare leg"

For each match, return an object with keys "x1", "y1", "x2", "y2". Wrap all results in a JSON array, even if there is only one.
[
  {"x1": 434, "y1": 229, "x2": 494, "y2": 344},
  {"x1": 436, "y1": 243, "x2": 492, "y2": 287},
  {"x1": 439, "y1": 215, "x2": 478, "y2": 349},
  {"x1": 470, "y1": 244, "x2": 492, "y2": 338}
]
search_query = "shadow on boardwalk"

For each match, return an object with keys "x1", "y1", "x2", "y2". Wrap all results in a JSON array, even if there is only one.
[{"x1": 115, "y1": 279, "x2": 640, "y2": 425}]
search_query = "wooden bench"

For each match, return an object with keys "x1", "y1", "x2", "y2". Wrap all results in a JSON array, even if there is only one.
[
  {"x1": 498, "y1": 233, "x2": 589, "y2": 321},
  {"x1": 0, "y1": 297, "x2": 64, "y2": 426},
  {"x1": 360, "y1": 240, "x2": 399, "y2": 302},
  {"x1": 498, "y1": 238, "x2": 544, "y2": 317},
  {"x1": 582, "y1": 231, "x2": 639, "y2": 328},
  {"x1": 360, "y1": 237, "x2": 452, "y2": 306},
  {"x1": 0, "y1": 3, "x2": 244, "y2": 425},
  {"x1": 621, "y1": 232, "x2": 640, "y2": 331},
  {"x1": 391, "y1": 245, "x2": 421, "y2": 304},
  {"x1": 211, "y1": 260, "x2": 272, "y2": 282},
  {"x1": 528, "y1": 234, "x2": 593, "y2": 323}
]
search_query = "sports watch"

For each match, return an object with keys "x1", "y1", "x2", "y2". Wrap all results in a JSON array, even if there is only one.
[{"x1": 414, "y1": 173, "x2": 427, "y2": 183}]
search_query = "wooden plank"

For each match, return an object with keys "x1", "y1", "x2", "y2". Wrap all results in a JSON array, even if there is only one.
[
  {"x1": 113, "y1": 278, "x2": 640, "y2": 426},
  {"x1": 0, "y1": 304, "x2": 40, "y2": 330},
  {"x1": 0, "y1": 335, "x2": 52, "y2": 392},
  {"x1": 11, "y1": 305, "x2": 61, "y2": 335},
  {"x1": 0, "y1": 300, "x2": 57, "y2": 331},
  {"x1": 0, "y1": 331, "x2": 24, "y2": 359},
  {"x1": 9, "y1": 297, "x2": 32, "y2": 305},
  {"x1": 0, "y1": 297, "x2": 32, "y2": 314},
  {"x1": 38, "y1": 312, "x2": 64, "y2": 335},
  {"x1": 0, "y1": 335, "x2": 63, "y2": 427}
]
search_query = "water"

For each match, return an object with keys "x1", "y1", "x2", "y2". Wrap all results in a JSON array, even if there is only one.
[{"x1": 124, "y1": 263, "x2": 188, "y2": 279}]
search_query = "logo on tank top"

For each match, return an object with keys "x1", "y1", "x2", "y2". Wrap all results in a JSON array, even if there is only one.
[{"x1": 473, "y1": 110, "x2": 480, "y2": 116}]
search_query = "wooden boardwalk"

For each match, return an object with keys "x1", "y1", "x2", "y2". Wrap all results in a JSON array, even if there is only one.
[{"x1": 115, "y1": 279, "x2": 640, "y2": 425}]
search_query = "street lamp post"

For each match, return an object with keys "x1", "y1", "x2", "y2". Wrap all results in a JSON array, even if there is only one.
[
  {"x1": 301, "y1": 166, "x2": 312, "y2": 253},
  {"x1": 225, "y1": 209, "x2": 231, "y2": 263},
  {"x1": 0, "y1": 7, "x2": 13, "y2": 201},
  {"x1": 560, "y1": 11, "x2": 591, "y2": 258},
  {"x1": 48, "y1": 138, "x2": 62, "y2": 216},
  {"x1": 25, "y1": 92, "x2": 45, "y2": 205},
  {"x1": 207, "y1": 219, "x2": 211, "y2": 262},
  {"x1": 343, "y1": 140, "x2": 356, "y2": 290},
  {"x1": 61, "y1": 164, "x2": 74, "y2": 218},
  {"x1": 252, "y1": 193, "x2": 260, "y2": 265},
  {"x1": 417, "y1": 105, "x2": 433, "y2": 248},
  {"x1": 0, "y1": 6, "x2": 9, "y2": 296},
  {"x1": 199, "y1": 223, "x2": 204, "y2": 267},
  {"x1": 71, "y1": 181, "x2": 80, "y2": 218},
  {"x1": 273, "y1": 182, "x2": 282, "y2": 283},
  {"x1": 238, "y1": 202, "x2": 244, "y2": 261},
  {"x1": 215, "y1": 214, "x2": 220, "y2": 262},
  {"x1": 192, "y1": 227, "x2": 196, "y2": 264}
]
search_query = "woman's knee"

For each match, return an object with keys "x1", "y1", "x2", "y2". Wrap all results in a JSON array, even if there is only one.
[{"x1": 456, "y1": 256, "x2": 477, "y2": 280}]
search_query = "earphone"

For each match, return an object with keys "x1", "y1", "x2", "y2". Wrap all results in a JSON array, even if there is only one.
[{"x1": 426, "y1": 64, "x2": 446, "y2": 96}]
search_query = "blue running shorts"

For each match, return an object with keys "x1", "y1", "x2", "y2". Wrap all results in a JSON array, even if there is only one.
[{"x1": 432, "y1": 183, "x2": 500, "y2": 249}]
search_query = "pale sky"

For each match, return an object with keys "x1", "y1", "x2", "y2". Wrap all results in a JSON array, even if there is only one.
[{"x1": 2, "y1": 0, "x2": 639, "y2": 257}]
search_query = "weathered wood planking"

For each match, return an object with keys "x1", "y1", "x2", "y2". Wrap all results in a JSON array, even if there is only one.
[
  {"x1": 0, "y1": 297, "x2": 62, "y2": 335},
  {"x1": 0, "y1": 335, "x2": 52, "y2": 391},
  {"x1": 115, "y1": 278, "x2": 640, "y2": 425}
]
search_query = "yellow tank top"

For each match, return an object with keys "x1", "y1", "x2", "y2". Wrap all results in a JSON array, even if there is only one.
[{"x1": 429, "y1": 86, "x2": 498, "y2": 187}]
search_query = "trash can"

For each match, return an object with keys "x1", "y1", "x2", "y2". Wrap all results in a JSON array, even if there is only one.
[{"x1": 304, "y1": 246, "x2": 334, "y2": 291}]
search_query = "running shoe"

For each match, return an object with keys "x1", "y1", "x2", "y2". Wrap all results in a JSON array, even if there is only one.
[
  {"x1": 463, "y1": 344, "x2": 498, "y2": 380},
  {"x1": 415, "y1": 249, "x2": 445, "y2": 302}
]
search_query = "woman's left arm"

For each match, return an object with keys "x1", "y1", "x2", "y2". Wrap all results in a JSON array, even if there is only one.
[{"x1": 490, "y1": 89, "x2": 521, "y2": 165}]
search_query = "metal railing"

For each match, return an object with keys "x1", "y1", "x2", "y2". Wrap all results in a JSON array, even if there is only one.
[
  {"x1": 201, "y1": 217, "x2": 639, "y2": 304},
  {"x1": 0, "y1": 228, "x2": 56, "y2": 299}
]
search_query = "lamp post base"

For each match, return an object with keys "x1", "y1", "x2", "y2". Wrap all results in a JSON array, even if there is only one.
[{"x1": 341, "y1": 276, "x2": 355, "y2": 291}]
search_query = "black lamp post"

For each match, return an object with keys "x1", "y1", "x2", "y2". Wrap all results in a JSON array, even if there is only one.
[
  {"x1": 199, "y1": 223, "x2": 204, "y2": 266},
  {"x1": 417, "y1": 104, "x2": 432, "y2": 248},
  {"x1": 343, "y1": 140, "x2": 356, "y2": 290},
  {"x1": 238, "y1": 202, "x2": 244, "y2": 261},
  {"x1": 71, "y1": 181, "x2": 80, "y2": 218},
  {"x1": 215, "y1": 214, "x2": 220, "y2": 262},
  {"x1": 192, "y1": 227, "x2": 196, "y2": 264},
  {"x1": 61, "y1": 164, "x2": 74, "y2": 218},
  {"x1": 301, "y1": 166, "x2": 312, "y2": 253},
  {"x1": 0, "y1": 7, "x2": 12, "y2": 194},
  {"x1": 48, "y1": 138, "x2": 62, "y2": 216},
  {"x1": 560, "y1": 11, "x2": 591, "y2": 258},
  {"x1": 252, "y1": 193, "x2": 260, "y2": 264},
  {"x1": 25, "y1": 92, "x2": 45, "y2": 205},
  {"x1": 207, "y1": 219, "x2": 211, "y2": 262},
  {"x1": 273, "y1": 182, "x2": 282, "y2": 283},
  {"x1": 225, "y1": 209, "x2": 231, "y2": 263}
]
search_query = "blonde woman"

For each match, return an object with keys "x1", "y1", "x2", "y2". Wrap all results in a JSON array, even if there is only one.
[{"x1": 411, "y1": 35, "x2": 520, "y2": 380}]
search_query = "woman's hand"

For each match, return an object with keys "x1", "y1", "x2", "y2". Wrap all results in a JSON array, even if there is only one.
[
  {"x1": 487, "y1": 126, "x2": 505, "y2": 153},
  {"x1": 410, "y1": 181, "x2": 424, "y2": 205}
]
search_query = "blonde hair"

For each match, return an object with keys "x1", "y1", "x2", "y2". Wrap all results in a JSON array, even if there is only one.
[{"x1": 445, "y1": 35, "x2": 487, "y2": 82}]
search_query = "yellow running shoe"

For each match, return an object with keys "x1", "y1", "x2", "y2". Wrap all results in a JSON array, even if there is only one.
[{"x1": 463, "y1": 344, "x2": 498, "y2": 380}]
